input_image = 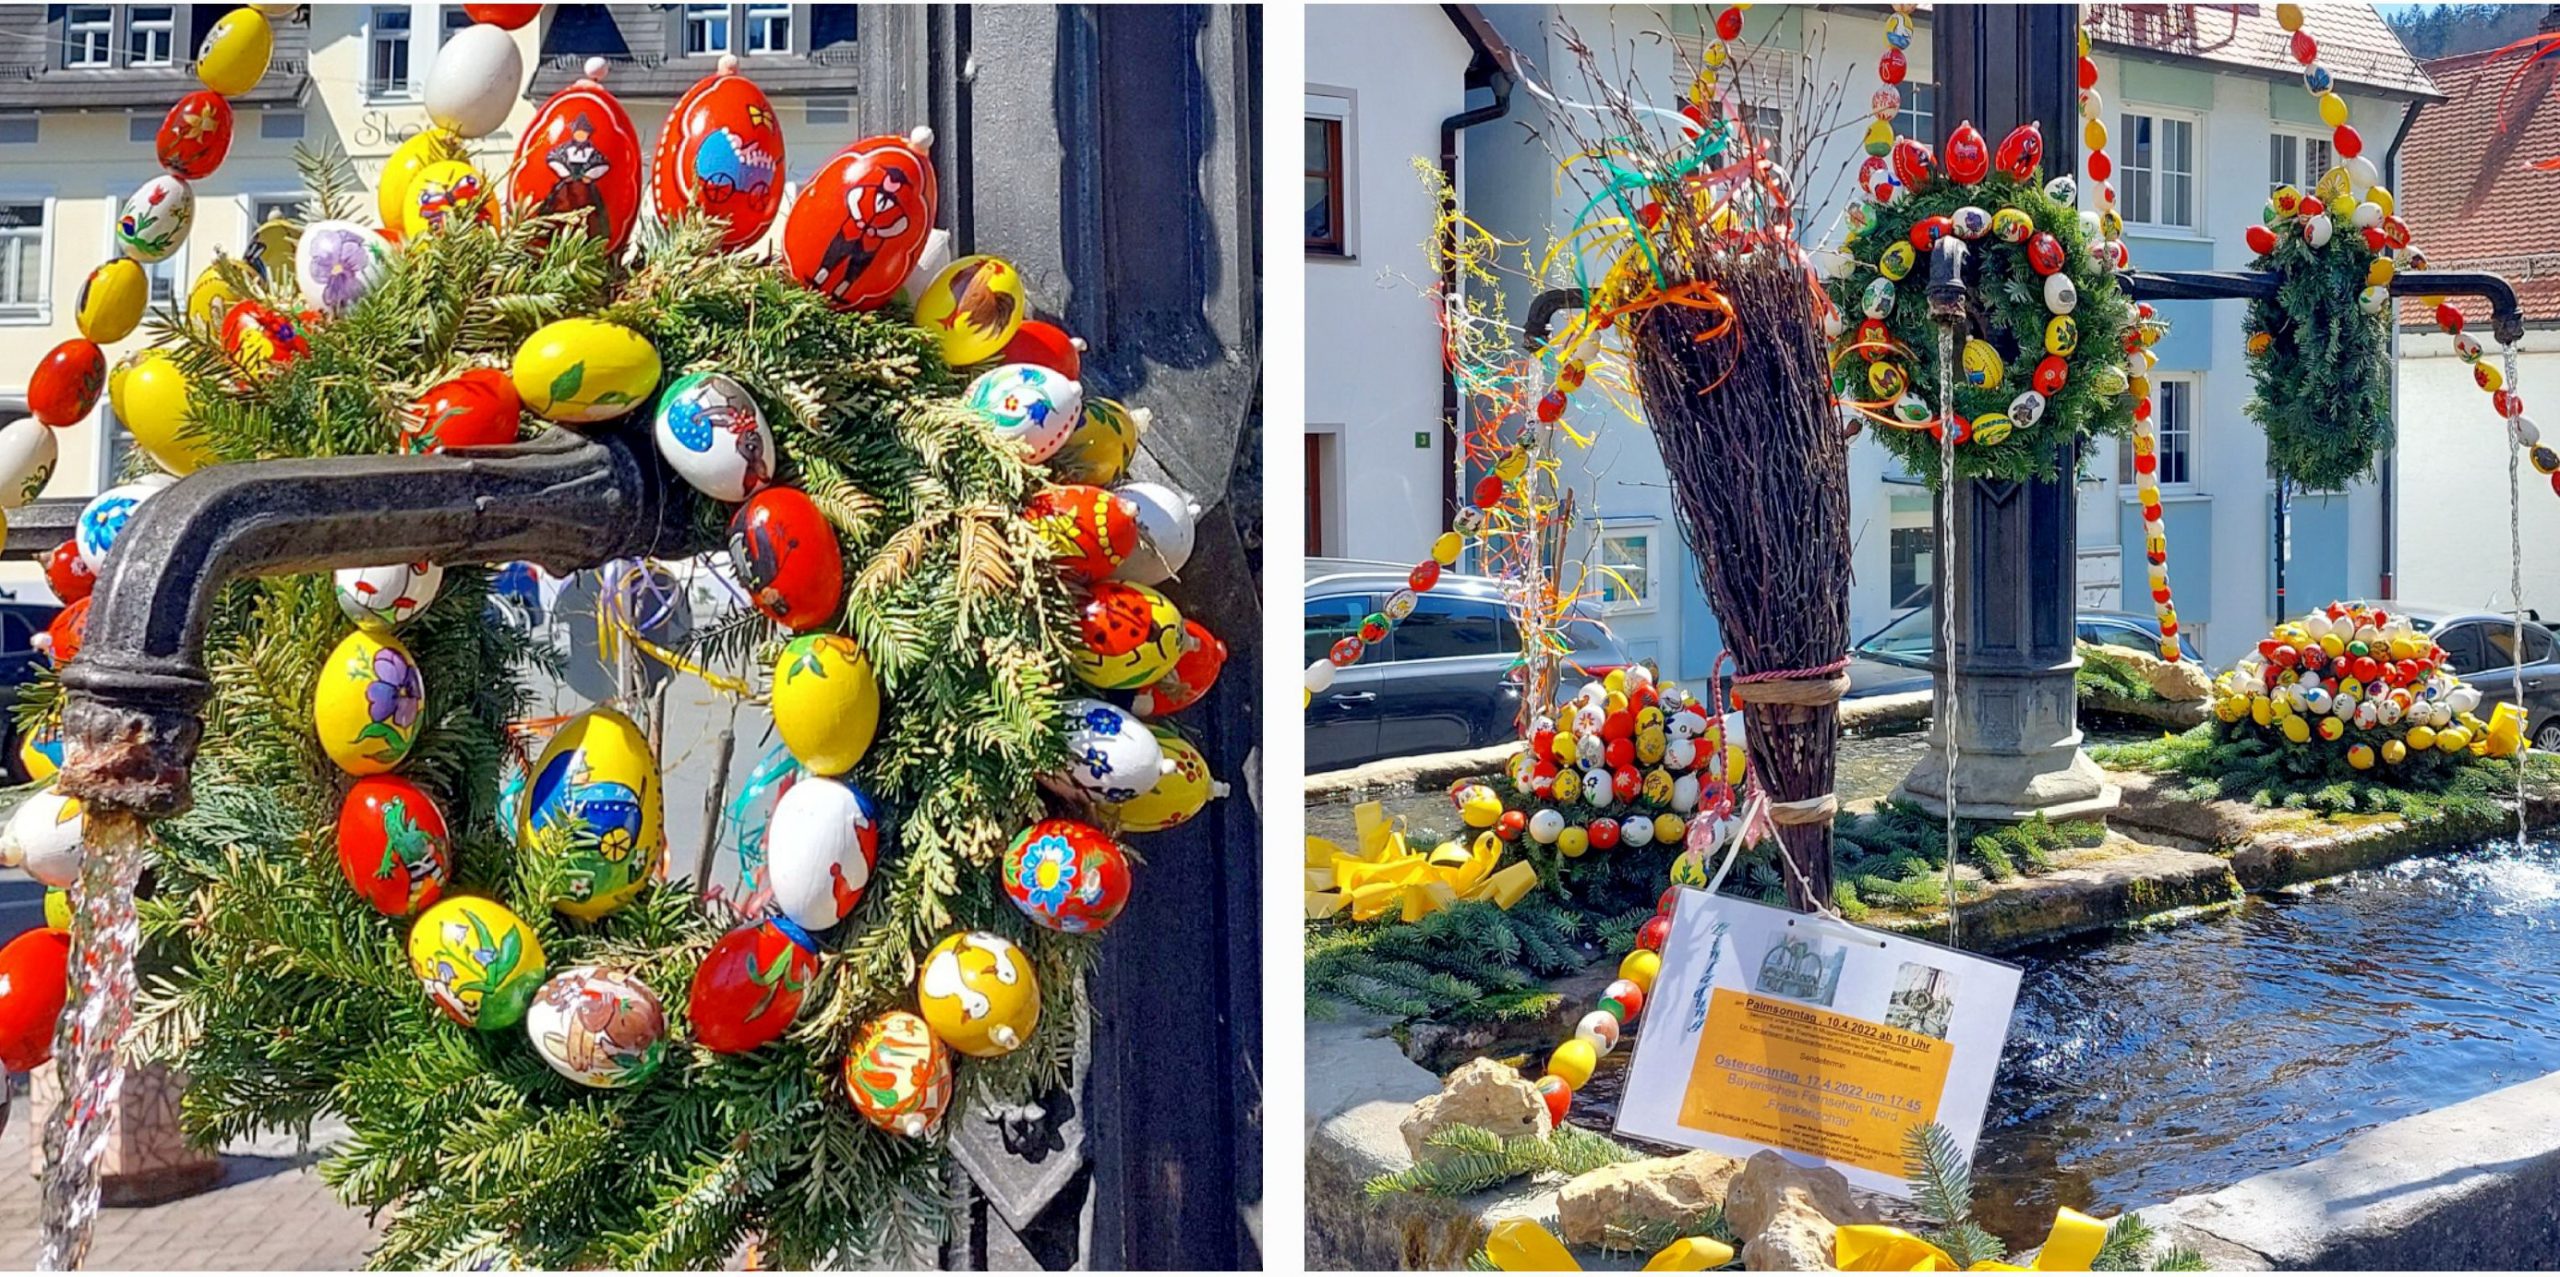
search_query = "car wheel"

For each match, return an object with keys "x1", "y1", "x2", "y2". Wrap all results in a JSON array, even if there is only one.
[{"x1": 2537, "y1": 721, "x2": 2560, "y2": 753}]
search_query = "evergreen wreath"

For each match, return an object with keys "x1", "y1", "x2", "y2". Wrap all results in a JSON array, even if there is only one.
[
  {"x1": 1824, "y1": 127, "x2": 2134, "y2": 486},
  {"x1": 2242, "y1": 196, "x2": 2393, "y2": 491},
  {"x1": 32, "y1": 143, "x2": 1134, "y2": 1269}
]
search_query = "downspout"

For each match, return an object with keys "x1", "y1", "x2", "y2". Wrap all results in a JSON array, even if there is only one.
[
  {"x1": 1438, "y1": 6, "x2": 1514, "y2": 532},
  {"x1": 2379, "y1": 94, "x2": 2425, "y2": 600}
]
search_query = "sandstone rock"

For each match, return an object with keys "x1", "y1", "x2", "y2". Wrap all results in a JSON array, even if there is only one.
[
  {"x1": 2089, "y1": 642, "x2": 2210, "y2": 703},
  {"x1": 1556, "y1": 1150, "x2": 1749, "y2": 1246},
  {"x1": 1399, "y1": 1057, "x2": 1549, "y2": 1164},
  {"x1": 1724, "y1": 1150, "x2": 1873, "y2": 1271}
]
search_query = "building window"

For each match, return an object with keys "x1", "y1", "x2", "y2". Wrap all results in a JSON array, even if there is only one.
[
  {"x1": 127, "y1": 5, "x2": 176, "y2": 66},
  {"x1": 1594, "y1": 524, "x2": 1659, "y2": 614},
  {"x1": 99, "y1": 400, "x2": 138, "y2": 483},
  {"x1": 2119, "y1": 378, "x2": 2195, "y2": 489},
  {"x1": 1895, "y1": 83, "x2": 1936, "y2": 147},
  {"x1": 2268, "y1": 131, "x2": 2333, "y2": 193},
  {"x1": 0, "y1": 203, "x2": 47, "y2": 320},
  {"x1": 1741, "y1": 103, "x2": 1785, "y2": 155},
  {"x1": 806, "y1": 97, "x2": 850, "y2": 126},
  {"x1": 127, "y1": 114, "x2": 156, "y2": 144},
  {"x1": 65, "y1": 7, "x2": 114, "y2": 68},
  {"x1": 744, "y1": 3, "x2": 789, "y2": 54},
  {"x1": 1306, "y1": 116, "x2": 1345, "y2": 255},
  {"x1": 0, "y1": 118, "x2": 34, "y2": 145},
  {"x1": 1889, "y1": 523, "x2": 1934, "y2": 609},
  {"x1": 260, "y1": 111, "x2": 305, "y2": 140},
  {"x1": 250, "y1": 195, "x2": 305, "y2": 226},
  {"x1": 2119, "y1": 111, "x2": 2196, "y2": 229},
  {"x1": 111, "y1": 206, "x2": 179, "y2": 307},
  {"x1": 683, "y1": 3, "x2": 730, "y2": 55},
  {"x1": 370, "y1": 7, "x2": 415, "y2": 97}
]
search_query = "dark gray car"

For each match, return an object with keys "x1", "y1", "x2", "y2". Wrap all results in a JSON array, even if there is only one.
[
  {"x1": 1307, "y1": 559, "x2": 1633, "y2": 772},
  {"x1": 2372, "y1": 603, "x2": 2560, "y2": 750},
  {"x1": 1843, "y1": 602, "x2": 2199, "y2": 699}
]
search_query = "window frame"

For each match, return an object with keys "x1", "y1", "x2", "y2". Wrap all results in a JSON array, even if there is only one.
[
  {"x1": 1386, "y1": 592, "x2": 1514, "y2": 665},
  {"x1": 63, "y1": 6, "x2": 115, "y2": 69},
  {"x1": 0, "y1": 194, "x2": 53, "y2": 326},
  {"x1": 1304, "y1": 592, "x2": 1375, "y2": 667},
  {"x1": 742, "y1": 2, "x2": 791, "y2": 55},
  {"x1": 683, "y1": 2, "x2": 731, "y2": 55},
  {"x1": 126, "y1": 5, "x2": 177, "y2": 67},
  {"x1": 2116, "y1": 104, "x2": 2202, "y2": 234},
  {"x1": 1305, "y1": 88, "x2": 1356, "y2": 259},
  {"x1": 1894, "y1": 82, "x2": 1937, "y2": 149},
  {"x1": 2118, "y1": 374, "x2": 2200, "y2": 494},
  {"x1": 367, "y1": 5, "x2": 418, "y2": 101},
  {"x1": 2268, "y1": 128, "x2": 2334, "y2": 195},
  {"x1": 1590, "y1": 518, "x2": 1663, "y2": 617}
]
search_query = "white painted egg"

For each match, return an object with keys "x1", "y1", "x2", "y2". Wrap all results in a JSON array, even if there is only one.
[
  {"x1": 1665, "y1": 737, "x2": 1698, "y2": 771},
  {"x1": 1672, "y1": 772, "x2": 1702, "y2": 812},
  {"x1": 294, "y1": 220, "x2": 389, "y2": 314},
  {"x1": 2044, "y1": 273, "x2": 2078, "y2": 315},
  {"x1": 652, "y1": 370, "x2": 775, "y2": 502},
  {"x1": 965, "y1": 364, "x2": 1082, "y2": 462},
  {"x1": 1619, "y1": 814, "x2": 1654, "y2": 847},
  {"x1": 424, "y1": 20, "x2": 524, "y2": 139},
  {"x1": 76, "y1": 477, "x2": 171, "y2": 565},
  {"x1": 2304, "y1": 216, "x2": 2333, "y2": 249},
  {"x1": 117, "y1": 174, "x2": 194, "y2": 263},
  {"x1": 1110, "y1": 481, "x2": 1201, "y2": 586},
  {"x1": 525, "y1": 965, "x2": 668, "y2": 1088},
  {"x1": 1, "y1": 787, "x2": 82, "y2": 888},
  {"x1": 1527, "y1": 809, "x2": 1564, "y2": 844},
  {"x1": 335, "y1": 561, "x2": 446, "y2": 628},
  {"x1": 1581, "y1": 766, "x2": 1613, "y2": 807},
  {"x1": 764, "y1": 774, "x2": 883, "y2": 932},
  {"x1": 1056, "y1": 698, "x2": 1168, "y2": 803},
  {"x1": 1303, "y1": 658, "x2": 1335, "y2": 694},
  {"x1": 0, "y1": 417, "x2": 58, "y2": 510},
  {"x1": 2345, "y1": 155, "x2": 2381, "y2": 192}
]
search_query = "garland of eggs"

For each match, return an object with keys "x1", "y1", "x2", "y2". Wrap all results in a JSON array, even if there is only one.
[
  {"x1": 1462, "y1": 666, "x2": 1745, "y2": 863},
  {"x1": 2209, "y1": 602, "x2": 2526, "y2": 767},
  {"x1": 1300, "y1": 449, "x2": 1518, "y2": 703}
]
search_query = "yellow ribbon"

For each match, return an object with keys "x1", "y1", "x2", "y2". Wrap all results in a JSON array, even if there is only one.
[
  {"x1": 1304, "y1": 801, "x2": 1537, "y2": 922},
  {"x1": 1835, "y1": 1208, "x2": 2110, "y2": 1272},
  {"x1": 1484, "y1": 1219, "x2": 1735, "y2": 1272},
  {"x1": 592, "y1": 560, "x2": 757, "y2": 697}
]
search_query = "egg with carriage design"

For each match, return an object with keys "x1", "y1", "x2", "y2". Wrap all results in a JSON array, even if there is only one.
[
  {"x1": 655, "y1": 61, "x2": 787, "y2": 251},
  {"x1": 522, "y1": 708, "x2": 665, "y2": 921}
]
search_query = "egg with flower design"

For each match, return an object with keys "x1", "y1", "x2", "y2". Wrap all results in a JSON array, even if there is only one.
[
  {"x1": 965, "y1": 363, "x2": 1082, "y2": 462},
  {"x1": 522, "y1": 708, "x2": 665, "y2": 920},
  {"x1": 313, "y1": 628, "x2": 425, "y2": 777},
  {"x1": 1001, "y1": 818, "x2": 1133, "y2": 934},
  {"x1": 407, "y1": 896, "x2": 547, "y2": 1030}
]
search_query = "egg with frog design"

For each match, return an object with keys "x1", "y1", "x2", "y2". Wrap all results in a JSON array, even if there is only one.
[
  {"x1": 1056, "y1": 697, "x2": 1169, "y2": 802},
  {"x1": 917, "y1": 930, "x2": 1040, "y2": 1058},
  {"x1": 652, "y1": 371, "x2": 774, "y2": 502},
  {"x1": 336, "y1": 775, "x2": 451, "y2": 917},
  {"x1": 407, "y1": 896, "x2": 547, "y2": 1030},
  {"x1": 526, "y1": 965, "x2": 668, "y2": 1088},
  {"x1": 966, "y1": 363, "x2": 1082, "y2": 462},
  {"x1": 844, "y1": 1010, "x2": 954, "y2": 1136},
  {"x1": 1001, "y1": 818, "x2": 1133, "y2": 933},
  {"x1": 764, "y1": 775, "x2": 883, "y2": 932}
]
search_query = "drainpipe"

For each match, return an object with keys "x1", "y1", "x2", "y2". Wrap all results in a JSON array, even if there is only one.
[
  {"x1": 2379, "y1": 94, "x2": 2424, "y2": 600},
  {"x1": 1438, "y1": 6, "x2": 1514, "y2": 532}
]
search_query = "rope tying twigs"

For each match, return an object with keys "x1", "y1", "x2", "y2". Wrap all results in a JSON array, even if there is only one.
[
  {"x1": 1767, "y1": 794, "x2": 1840, "y2": 826},
  {"x1": 1729, "y1": 672, "x2": 1851, "y2": 707}
]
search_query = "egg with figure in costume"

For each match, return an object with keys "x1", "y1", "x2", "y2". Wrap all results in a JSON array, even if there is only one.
[
  {"x1": 336, "y1": 775, "x2": 451, "y2": 917},
  {"x1": 728, "y1": 486, "x2": 845, "y2": 632},
  {"x1": 655, "y1": 62, "x2": 787, "y2": 251},
  {"x1": 335, "y1": 561, "x2": 445, "y2": 629},
  {"x1": 689, "y1": 916, "x2": 820, "y2": 1053},
  {"x1": 512, "y1": 318, "x2": 661, "y2": 425},
  {"x1": 522, "y1": 708, "x2": 665, "y2": 921},
  {"x1": 765, "y1": 775, "x2": 882, "y2": 932},
  {"x1": 914, "y1": 255, "x2": 1030, "y2": 366},
  {"x1": 0, "y1": 787, "x2": 83, "y2": 889},
  {"x1": 1050, "y1": 397, "x2": 1147, "y2": 485},
  {"x1": 1056, "y1": 697, "x2": 1168, "y2": 802},
  {"x1": 314, "y1": 628, "x2": 424, "y2": 776},
  {"x1": 652, "y1": 371, "x2": 773, "y2": 501},
  {"x1": 770, "y1": 633, "x2": 879, "y2": 775},
  {"x1": 526, "y1": 965, "x2": 668, "y2": 1088},
  {"x1": 1072, "y1": 581, "x2": 1184, "y2": 689},
  {"x1": 509, "y1": 70, "x2": 645, "y2": 253},
  {"x1": 1002, "y1": 819, "x2": 1133, "y2": 933},
  {"x1": 409, "y1": 897, "x2": 547, "y2": 1030},
  {"x1": 917, "y1": 930, "x2": 1040, "y2": 1057},
  {"x1": 1105, "y1": 723, "x2": 1224, "y2": 833},
  {"x1": 844, "y1": 1010, "x2": 954, "y2": 1136},
  {"x1": 965, "y1": 364, "x2": 1081, "y2": 462},
  {"x1": 782, "y1": 130, "x2": 938, "y2": 310}
]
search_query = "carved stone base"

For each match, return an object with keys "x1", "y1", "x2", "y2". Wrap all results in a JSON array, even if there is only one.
[
  {"x1": 27, "y1": 1063, "x2": 222, "y2": 1207},
  {"x1": 1893, "y1": 665, "x2": 2122, "y2": 821}
]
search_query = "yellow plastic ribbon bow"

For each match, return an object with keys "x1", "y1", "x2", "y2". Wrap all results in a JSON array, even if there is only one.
[
  {"x1": 1835, "y1": 1208, "x2": 2109, "y2": 1272},
  {"x1": 1304, "y1": 801, "x2": 1539, "y2": 922},
  {"x1": 1484, "y1": 1218, "x2": 1735, "y2": 1272}
]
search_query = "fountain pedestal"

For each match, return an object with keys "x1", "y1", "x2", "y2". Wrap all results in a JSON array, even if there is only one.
[{"x1": 28, "y1": 1064, "x2": 219, "y2": 1206}]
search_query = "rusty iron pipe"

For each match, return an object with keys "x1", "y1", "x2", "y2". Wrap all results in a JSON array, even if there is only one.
[{"x1": 55, "y1": 426, "x2": 699, "y2": 819}]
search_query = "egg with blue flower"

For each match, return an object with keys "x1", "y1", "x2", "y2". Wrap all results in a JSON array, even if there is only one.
[
  {"x1": 1001, "y1": 818, "x2": 1132, "y2": 934},
  {"x1": 76, "y1": 476, "x2": 173, "y2": 566},
  {"x1": 1055, "y1": 697, "x2": 1169, "y2": 803},
  {"x1": 966, "y1": 363, "x2": 1083, "y2": 462}
]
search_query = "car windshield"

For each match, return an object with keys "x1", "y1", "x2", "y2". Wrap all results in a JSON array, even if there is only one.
[{"x1": 1855, "y1": 605, "x2": 1934, "y2": 660}]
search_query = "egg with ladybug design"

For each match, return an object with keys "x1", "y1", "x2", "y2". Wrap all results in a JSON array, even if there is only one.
[
  {"x1": 407, "y1": 368, "x2": 522, "y2": 452},
  {"x1": 509, "y1": 69, "x2": 645, "y2": 252},
  {"x1": 915, "y1": 255, "x2": 1031, "y2": 367},
  {"x1": 156, "y1": 90, "x2": 233, "y2": 181},
  {"x1": 1056, "y1": 697, "x2": 1169, "y2": 802},
  {"x1": 526, "y1": 965, "x2": 668, "y2": 1089},
  {"x1": 1002, "y1": 818, "x2": 1133, "y2": 933},
  {"x1": 652, "y1": 371, "x2": 774, "y2": 502},
  {"x1": 967, "y1": 363, "x2": 1082, "y2": 463},
  {"x1": 783, "y1": 130, "x2": 938, "y2": 310},
  {"x1": 728, "y1": 486, "x2": 845, "y2": 631},
  {"x1": 1128, "y1": 618, "x2": 1226, "y2": 717},
  {"x1": 1025, "y1": 484, "x2": 1139, "y2": 583},
  {"x1": 335, "y1": 561, "x2": 445, "y2": 629},
  {"x1": 918, "y1": 930, "x2": 1040, "y2": 1058},
  {"x1": 522, "y1": 708, "x2": 665, "y2": 921},
  {"x1": 408, "y1": 896, "x2": 547, "y2": 1030},
  {"x1": 336, "y1": 775, "x2": 452, "y2": 917},
  {"x1": 117, "y1": 173, "x2": 193, "y2": 263},
  {"x1": 654, "y1": 61, "x2": 787, "y2": 251},
  {"x1": 764, "y1": 774, "x2": 883, "y2": 932},
  {"x1": 689, "y1": 917, "x2": 820, "y2": 1054},
  {"x1": 844, "y1": 1010, "x2": 954, "y2": 1136},
  {"x1": 1073, "y1": 581, "x2": 1184, "y2": 690},
  {"x1": 28, "y1": 340, "x2": 105, "y2": 426}
]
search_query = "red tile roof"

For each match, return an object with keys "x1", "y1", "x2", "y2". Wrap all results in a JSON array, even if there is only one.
[
  {"x1": 2397, "y1": 39, "x2": 2560, "y2": 327},
  {"x1": 2080, "y1": 4, "x2": 2437, "y2": 98}
]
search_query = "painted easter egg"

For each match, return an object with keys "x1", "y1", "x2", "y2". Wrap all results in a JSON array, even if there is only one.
[
  {"x1": 197, "y1": 7, "x2": 274, "y2": 96},
  {"x1": 844, "y1": 1010, "x2": 954, "y2": 1137},
  {"x1": 407, "y1": 367, "x2": 522, "y2": 452},
  {"x1": 655, "y1": 64, "x2": 787, "y2": 251},
  {"x1": 1072, "y1": 581, "x2": 1184, "y2": 690},
  {"x1": 0, "y1": 418, "x2": 56, "y2": 510},
  {"x1": 689, "y1": 916, "x2": 820, "y2": 1054},
  {"x1": 75, "y1": 478, "x2": 168, "y2": 565},
  {"x1": 424, "y1": 20, "x2": 524, "y2": 139},
  {"x1": 1057, "y1": 697, "x2": 1168, "y2": 802},
  {"x1": 509, "y1": 72, "x2": 644, "y2": 252},
  {"x1": 771, "y1": 633, "x2": 879, "y2": 775},
  {"x1": 1108, "y1": 723, "x2": 1222, "y2": 834},
  {"x1": 463, "y1": 3, "x2": 542, "y2": 27},
  {"x1": 1026, "y1": 484, "x2": 1138, "y2": 583},
  {"x1": 19, "y1": 715, "x2": 62, "y2": 783},
  {"x1": 917, "y1": 930, "x2": 1040, "y2": 1058},
  {"x1": 76, "y1": 259, "x2": 149, "y2": 345},
  {"x1": 523, "y1": 707, "x2": 665, "y2": 921},
  {"x1": 118, "y1": 173, "x2": 194, "y2": 263},
  {"x1": 526, "y1": 965, "x2": 669, "y2": 1088},
  {"x1": 157, "y1": 89, "x2": 233, "y2": 180},
  {"x1": 765, "y1": 774, "x2": 883, "y2": 932},
  {"x1": 915, "y1": 255, "x2": 1030, "y2": 366},
  {"x1": 377, "y1": 127, "x2": 460, "y2": 237},
  {"x1": 1001, "y1": 320, "x2": 1082, "y2": 379},
  {"x1": 511, "y1": 318, "x2": 661, "y2": 425},
  {"x1": 294, "y1": 219, "x2": 389, "y2": 314},
  {"x1": 781, "y1": 130, "x2": 937, "y2": 310},
  {"x1": 185, "y1": 260, "x2": 240, "y2": 325},
  {"x1": 403, "y1": 159, "x2": 496, "y2": 238},
  {"x1": 1128, "y1": 618, "x2": 1226, "y2": 717},
  {"x1": 1111, "y1": 480, "x2": 1201, "y2": 585},
  {"x1": 728, "y1": 486, "x2": 845, "y2": 631},
  {"x1": 651, "y1": 371, "x2": 774, "y2": 501},
  {"x1": 965, "y1": 363, "x2": 1082, "y2": 462},
  {"x1": 1001, "y1": 818, "x2": 1133, "y2": 934},
  {"x1": 1050, "y1": 397, "x2": 1146, "y2": 485},
  {"x1": 44, "y1": 599, "x2": 88, "y2": 668},
  {"x1": 0, "y1": 928, "x2": 69, "y2": 1072},
  {"x1": 336, "y1": 775, "x2": 452, "y2": 916},
  {"x1": 408, "y1": 896, "x2": 547, "y2": 1030},
  {"x1": 29, "y1": 340, "x2": 105, "y2": 427},
  {"x1": 0, "y1": 788, "x2": 82, "y2": 889},
  {"x1": 335, "y1": 561, "x2": 446, "y2": 628},
  {"x1": 314, "y1": 628, "x2": 425, "y2": 776},
  {"x1": 221, "y1": 299, "x2": 309, "y2": 370}
]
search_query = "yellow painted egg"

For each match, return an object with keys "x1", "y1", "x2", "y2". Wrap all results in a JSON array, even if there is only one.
[
  {"x1": 1636, "y1": 726, "x2": 1666, "y2": 766},
  {"x1": 1970, "y1": 412, "x2": 2015, "y2": 446},
  {"x1": 18, "y1": 715, "x2": 60, "y2": 784},
  {"x1": 377, "y1": 127, "x2": 460, "y2": 235},
  {"x1": 186, "y1": 261, "x2": 241, "y2": 326},
  {"x1": 912, "y1": 255, "x2": 1029, "y2": 367},
  {"x1": 917, "y1": 930, "x2": 1041, "y2": 1058},
  {"x1": 314, "y1": 628, "x2": 424, "y2": 776},
  {"x1": 118, "y1": 351, "x2": 213, "y2": 475},
  {"x1": 1641, "y1": 767, "x2": 1674, "y2": 804},
  {"x1": 1618, "y1": 948, "x2": 1662, "y2": 992},
  {"x1": 512, "y1": 318, "x2": 662, "y2": 425},
  {"x1": 1655, "y1": 813, "x2": 1685, "y2": 844},
  {"x1": 1049, "y1": 397, "x2": 1146, "y2": 486},
  {"x1": 407, "y1": 896, "x2": 548, "y2": 1030},
  {"x1": 1557, "y1": 825, "x2": 1590, "y2": 858},
  {"x1": 2280, "y1": 715, "x2": 2311, "y2": 744},
  {"x1": 1110, "y1": 724, "x2": 1219, "y2": 833},
  {"x1": 2347, "y1": 744, "x2": 2374, "y2": 770},
  {"x1": 522, "y1": 708, "x2": 666, "y2": 921},
  {"x1": 1960, "y1": 339, "x2": 2004, "y2": 389},
  {"x1": 196, "y1": 7, "x2": 274, "y2": 97},
  {"x1": 2438, "y1": 724, "x2": 2472, "y2": 753},
  {"x1": 401, "y1": 158, "x2": 495, "y2": 239},
  {"x1": 771, "y1": 633, "x2": 881, "y2": 776},
  {"x1": 76, "y1": 259, "x2": 148, "y2": 345},
  {"x1": 1432, "y1": 531, "x2": 1463, "y2": 565},
  {"x1": 1457, "y1": 784, "x2": 1503, "y2": 828},
  {"x1": 1550, "y1": 1037, "x2": 1597, "y2": 1088},
  {"x1": 1552, "y1": 768, "x2": 1582, "y2": 804},
  {"x1": 2408, "y1": 723, "x2": 2437, "y2": 750},
  {"x1": 2382, "y1": 738, "x2": 2408, "y2": 765},
  {"x1": 42, "y1": 888, "x2": 68, "y2": 933},
  {"x1": 1071, "y1": 581, "x2": 1184, "y2": 690},
  {"x1": 2044, "y1": 315, "x2": 2079, "y2": 357}
]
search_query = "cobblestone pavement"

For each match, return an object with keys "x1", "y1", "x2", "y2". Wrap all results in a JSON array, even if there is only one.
[{"x1": 0, "y1": 1096, "x2": 376, "y2": 1270}]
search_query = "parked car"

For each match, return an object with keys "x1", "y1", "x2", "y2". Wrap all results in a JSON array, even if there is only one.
[
  {"x1": 2367, "y1": 603, "x2": 2560, "y2": 750},
  {"x1": 1306, "y1": 558, "x2": 1632, "y2": 772},
  {"x1": 1843, "y1": 601, "x2": 2199, "y2": 699},
  {"x1": 0, "y1": 597, "x2": 57, "y2": 783}
]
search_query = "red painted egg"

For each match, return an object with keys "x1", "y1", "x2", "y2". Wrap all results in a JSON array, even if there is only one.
[
  {"x1": 337, "y1": 775, "x2": 452, "y2": 917},
  {"x1": 688, "y1": 917, "x2": 819, "y2": 1054},
  {"x1": 1995, "y1": 122, "x2": 2044, "y2": 180},
  {"x1": 45, "y1": 598, "x2": 89, "y2": 668},
  {"x1": 653, "y1": 65, "x2": 786, "y2": 251},
  {"x1": 1889, "y1": 136, "x2": 1933, "y2": 192},
  {"x1": 156, "y1": 90, "x2": 233, "y2": 181},
  {"x1": 509, "y1": 74, "x2": 644, "y2": 254},
  {"x1": 406, "y1": 368, "x2": 523, "y2": 452},
  {"x1": 1026, "y1": 484, "x2": 1138, "y2": 583},
  {"x1": 1587, "y1": 818, "x2": 1620, "y2": 850},
  {"x1": 463, "y1": 3, "x2": 542, "y2": 28},
  {"x1": 1637, "y1": 914, "x2": 1672, "y2": 951},
  {"x1": 221, "y1": 299, "x2": 309, "y2": 368},
  {"x1": 782, "y1": 132, "x2": 938, "y2": 310},
  {"x1": 2245, "y1": 224, "x2": 2277, "y2": 256},
  {"x1": 1410, "y1": 559, "x2": 1441, "y2": 592},
  {"x1": 728, "y1": 486, "x2": 845, "y2": 631},
  {"x1": 43, "y1": 542, "x2": 92, "y2": 604},
  {"x1": 28, "y1": 339, "x2": 105, "y2": 426},
  {"x1": 1945, "y1": 121, "x2": 1990, "y2": 184},
  {"x1": 0, "y1": 927, "x2": 69, "y2": 1072},
  {"x1": 1002, "y1": 321, "x2": 1081, "y2": 379},
  {"x1": 2034, "y1": 355, "x2": 2068, "y2": 396},
  {"x1": 2028, "y1": 232, "x2": 2065, "y2": 275},
  {"x1": 1001, "y1": 818, "x2": 1134, "y2": 934},
  {"x1": 1129, "y1": 618, "x2": 1227, "y2": 717}
]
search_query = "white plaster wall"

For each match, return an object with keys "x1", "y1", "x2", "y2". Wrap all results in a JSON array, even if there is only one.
[{"x1": 2396, "y1": 329, "x2": 2560, "y2": 615}]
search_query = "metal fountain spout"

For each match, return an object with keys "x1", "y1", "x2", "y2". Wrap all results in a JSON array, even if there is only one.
[{"x1": 1926, "y1": 236, "x2": 1970, "y2": 323}]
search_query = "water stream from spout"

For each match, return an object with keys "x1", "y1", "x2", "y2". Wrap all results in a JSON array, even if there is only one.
[
  {"x1": 39, "y1": 809, "x2": 148, "y2": 1271},
  {"x1": 1934, "y1": 321, "x2": 1962, "y2": 941}
]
